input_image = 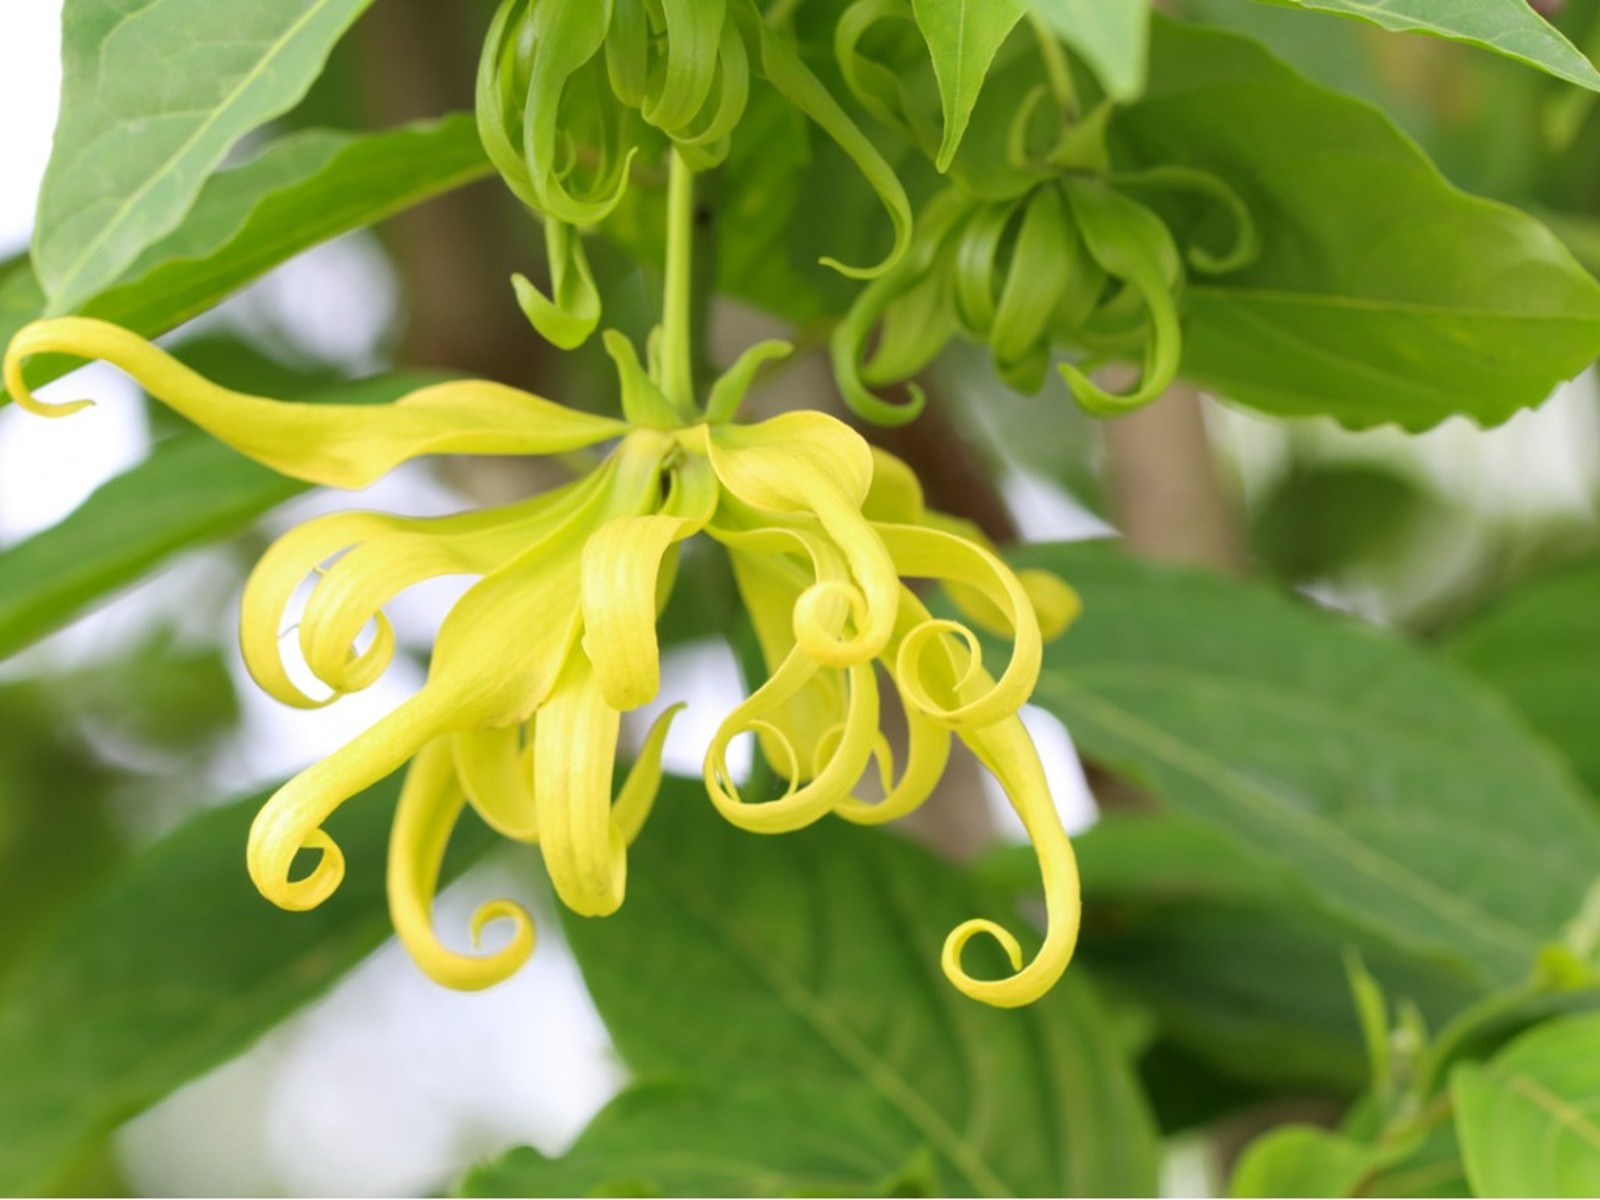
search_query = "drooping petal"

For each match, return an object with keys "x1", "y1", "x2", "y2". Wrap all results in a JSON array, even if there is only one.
[
  {"x1": 705, "y1": 621, "x2": 879, "y2": 834},
  {"x1": 718, "y1": 524, "x2": 850, "y2": 775},
  {"x1": 240, "y1": 470, "x2": 612, "y2": 707},
  {"x1": 835, "y1": 588, "x2": 954, "y2": 826},
  {"x1": 613, "y1": 703, "x2": 685, "y2": 844},
  {"x1": 708, "y1": 414, "x2": 898, "y2": 666},
  {"x1": 249, "y1": 692, "x2": 447, "y2": 911},
  {"x1": 943, "y1": 712, "x2": 1081, "y2": 1007},
  {"x1": 879, "y1": 522, "x2": 1044, "y2": 729},
  {"x1": 388, "y1": 739, "x2": 535, "y2": 991},
  {"x1": 915, "y1": 509, "x2": 1082, "y2": 642},
  {"x1": 454, "y1": 725, "x2": 539, "y2": 842},
  {"x1": 248, "y1": 433, "x2": 672, "y2": 913},
  {"x1": 512, "y1": 219, "x2": 602, "y2": 350},
  {"x1": 533, "y1": 648, "x2": 628, "y2": 917},
  {"x1": 240, "y1": 511, "x2": 407, "y2": 709},
  {"x1": 739, "y1": 6, "x2": 912, "y2": 280},
  {"x1": 5, "y1": 318, "x2": 627, "y2": 488},
  {"x1": 1058, "y1": 181, "x2": 1184, "y2": 416},
  {"x1": 581, "y1": 455, "x2": 718, "y2": 710},
  {"x1": 298, "y1": 470, "x2": 613, "y2": 698}
]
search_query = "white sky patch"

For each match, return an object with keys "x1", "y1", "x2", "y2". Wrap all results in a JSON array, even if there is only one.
[
  {"x1": 1001, "y1": 466, "x2": 1115, "y2": 544},
  {"x1": 0, "y1": 1, "x2": 60, "y2": 258},
  {"x1": 625, "y1": 636, "x2": 751, "y2": 781},
  {"x1": 0, "y1": 364, "x2": 151, "y2": 545}
]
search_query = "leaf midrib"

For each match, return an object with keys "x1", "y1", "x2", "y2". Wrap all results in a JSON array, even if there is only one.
[
  {"x1": 48, "y1": 0, "x2": 343, "y2": 303},
  {"x1": 1039, "y1": 677, "x2": 1538, "y2": 976},
  {"x1": 648, "y1": 860, "x2": 1016, "y2": 1198}
]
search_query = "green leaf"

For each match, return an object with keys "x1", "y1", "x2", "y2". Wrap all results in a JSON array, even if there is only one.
[
  {"x1": 461, "y1": 1080, "x2": 939, "y2": 1198},
  {"x1": 556, "y1": 779, "x2": 1160, "y2": 1198},
  {"x1": 0, "y1": 371, "x2": 437, "y2": 659},
  {"x1": 34, "y1": 0, "x2": 379, "y2": 313},
  {"x1": 1040, "y1": 815, "x2": 1478, "y2": 1094},
  {"x1": 1231, "y1": 1125, "x2": 1391, "y2": 1198},
  {"x1": 0, "y1": 775, "x2": 491, "y2": 1196},
  {"x1": 1452, "y1": 1012, "x2": 1600, "y2": 1196},
  {"x1": 1264, "y1": 0, "x2": 1600, "y2": 93},
  {"x1": 1016, "y1": 541, "x2": 1600, "y2": 989},
  {"x1": 1446, "y1": 560, "x2": 1600, "y2": 801},
  {"x1": 1112, "y1": 18, "x2": 1600, "y2": 430},
  {"x1": 1030, "y1": 0, "x2": 1150, "y2": 100},
  {"x1": 5, "y1": 117, "x2": 491, "y2": 398},
  {"x1": 911, "y1": 0, "x2": 1029, "y2": 170}
]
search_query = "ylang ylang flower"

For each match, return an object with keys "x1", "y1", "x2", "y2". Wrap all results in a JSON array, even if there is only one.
[{"x1": 6, "y1": 316, "x2": 1082, "y2": 1008}]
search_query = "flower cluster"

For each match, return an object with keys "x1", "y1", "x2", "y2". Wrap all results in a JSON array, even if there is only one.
[
  {"x1": 6, "y1": 316, "x2": 1082, "y2": 1007},
  {"x1": 830, "y1": 0, "x2": 1257, "y2": 424},
  {"x1": 477, "y1": 0, "x2": 911, "y2": 348}
]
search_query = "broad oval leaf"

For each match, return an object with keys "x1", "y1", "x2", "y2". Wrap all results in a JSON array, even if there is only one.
[
  {"x1": 34, "y1": 0, "x2": 379, "y2": 313},
  {"x1": 6, "y1": 117, "x2": 492, "y2": 400},
  {"x1": 1030, "y1": 0, "x2": 1150, "y2": 100},
  {"x1": 1447, "y1": 560, "x2": 1600, "y2": 801},
  {"x1": 1452, "y1": 1011, "x2": 1600, "y2": 1196},
  {"x1": 462, "y1": 1080, "x2": 940, "y2": 1198},
  {"x1": 551, "y1": 779, "x2": 1160, "y2": 1198},
  {"x1": 1112, "y1": 18, "x2": 1600, "y2": 430},
  {"x1": 1015, "y1": 541, "x2": 1600, "y2": 989},
  {"x1": 912, "y1": 0, "x2": 1029, "y2": 170},
  {"x1": 0, "y1": 776, "x2": 491, "y2": 1196},
  {"x1": 1266, "y1": 0, "x2": 1600, "y2": 93}
]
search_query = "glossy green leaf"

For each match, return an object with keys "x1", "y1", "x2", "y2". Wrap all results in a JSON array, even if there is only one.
[
  {"x1": 556, "y1": 779, "x2": 1160, "y2": 1198},
  {"x1": 1111, "y1": 18, "x2": 1600, "y2": 430},
  {"x1": 462, "y1": 1080, "x2": 939, "y2": 1197},
  {"x1": 33, "y1": 0, "x2": 379, "y2": 313},
  {"x1": 1446, "y1": 560, "x2": 1600, "y2": 800},
  {"x1": 1231, "y1": 1125, "x2": 1391, "y2": 1198},
  {"x1": 1030, "y1": 0, "x2": 1150, "y2": 100},
  {"x1": 0, "y1": 776, "x2": 491, "y2": 1196},
  {"x1": 1264, "y1": 0, "x2": 1600, "y2": 93},
  {"x1": 911, "y1": 0, "x2": 1029, "y2": 169},
  {"x1": 1452, "y1": 1012, "x2": 1600, "y2": 1196},
  {"x1": 5, "y1": 118, "x2": 491, "y2": 399},
  {"x1": 1002, "y1": 814, "x2": 1477, "y2": 1094},
  {"x1": 1016, "y1": 541, "x2": 1600, "y2": 989},
  {"x1": 0, "y1": 372, "x2": 437, "y2": 659}
]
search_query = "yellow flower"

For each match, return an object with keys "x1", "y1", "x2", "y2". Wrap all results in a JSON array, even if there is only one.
[{"x1": 5, "y1": 315, "x2": 1082, "y2": 1007}]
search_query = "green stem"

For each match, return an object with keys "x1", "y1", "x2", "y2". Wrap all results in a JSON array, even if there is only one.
[
  {"x1": 1028, "y1": 13, "x2": 1079, "y2": 118},
  {"x1": 661, "y1": 148, "x2": 697, "y2": 414}
]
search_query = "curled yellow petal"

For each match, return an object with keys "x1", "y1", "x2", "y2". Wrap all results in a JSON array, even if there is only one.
[
  {"x1": 249, "y1": 693, "x2": 447, "y2": 911},
  {"x1": 879, "y1": 523, "x2": 1041, "y2": 729},
  {"x1": 705, "y1": 641, "x2": 878, "y2": 835},
  {"x1": 388, "y1": 740, "x2": 535, "y2": 991},
  {"x1": 4, "y1": 318, "x2": 627, "y2": 488},
  {"x1": 861, "y1": 447, "x2": 927, "y2": 526},
  {"x1": 581, "y1": 457, "x2": 718, "y2": 710},
  {"x1": 916, "y1": 509, "x2": 1082, "y2": 642},
  {"x1": 240, "y1": 511, "x2": 406, "y2": 709},
  {"x1": 613, "y1": 702, "x2": 685, "y2": 845},
  {"x1": 454, "y1": 725, "x2": 538, "y2": 842},
  {"x1": 708, "y1": 413, "x2": 897, "y2": 666},
  {"x1": 836, "y1": 589, "x2": 954, "y2": 826},
  {"x1": 533, "y1": 649, "x2": 628, "y2": 918},
  {"x1": 942, "y1": 713, "x2": 1081, "y2": 1007}
]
